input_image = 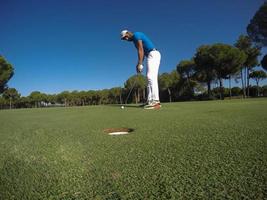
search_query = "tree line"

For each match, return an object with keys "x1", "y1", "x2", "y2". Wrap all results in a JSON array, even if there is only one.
[
  {"x1": 0, "y1": 69, "x2": 267, "y2": 110},
  {"x1": 1, "y1": 2, "x2": 267, "y2": 109}
]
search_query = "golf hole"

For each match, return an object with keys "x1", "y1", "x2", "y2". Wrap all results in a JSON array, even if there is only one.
[{"x1": 103, "y1": 128, "x2": 134, "y2": 136}]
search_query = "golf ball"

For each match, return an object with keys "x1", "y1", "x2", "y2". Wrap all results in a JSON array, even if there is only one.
[{"x1": 121, "y1": 106, "x2": 124, "y2": 109}]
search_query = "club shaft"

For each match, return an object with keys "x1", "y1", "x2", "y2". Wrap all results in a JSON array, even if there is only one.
[{"x1": 125, "y1": 77, "x2": 138, "y2": 104}]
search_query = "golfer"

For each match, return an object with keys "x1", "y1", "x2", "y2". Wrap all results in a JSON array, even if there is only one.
[{"x1": 121, "y1": 30, "x2": 161, "y2": 109}]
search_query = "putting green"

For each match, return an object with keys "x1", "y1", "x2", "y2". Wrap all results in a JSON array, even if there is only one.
[{"x1": 0, "y1": 98, "x2": 266, "y2": 199}]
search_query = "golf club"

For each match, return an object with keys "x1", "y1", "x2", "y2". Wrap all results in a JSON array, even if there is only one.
[{"x1": 125, "y1": 74, "x2": 139, "y2": 104}]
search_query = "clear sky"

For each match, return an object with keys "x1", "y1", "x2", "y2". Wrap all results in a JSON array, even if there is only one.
[{"x1": 0, "y1": 0, "x2": 265, "y2": 96}]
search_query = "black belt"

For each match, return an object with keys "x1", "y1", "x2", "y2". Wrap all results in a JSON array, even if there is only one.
[
  {"x1": 146, "y1": 48, "x2": 158, "y2": 56},
  {"x1": 148, "y1": 48, "x2": 157, "y2": 52}
]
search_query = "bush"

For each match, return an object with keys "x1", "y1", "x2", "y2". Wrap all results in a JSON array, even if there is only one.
[
  {"x1": 261, "y1": 85, "x2": 267, "y2": 96},
  {"x1": 196, "y1": 93, "x2": 218, "y2": 101},
  {"x1": 211, "y1": 87, "x2": 230, "y2": 98},
  {"x1": 249, "y1": 86, "x2": 261, "y2": 97},
  {"x1": 231, "y1": 87, "x2": 242, "y2": 96}
]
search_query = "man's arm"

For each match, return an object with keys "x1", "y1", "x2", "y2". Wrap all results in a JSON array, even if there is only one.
[
  {"x1": 136, "y1": 40, "x2": 144, "y2": 73},
  {"x1": 136, "y1": 40, "x2": 144, "y2": 64}
]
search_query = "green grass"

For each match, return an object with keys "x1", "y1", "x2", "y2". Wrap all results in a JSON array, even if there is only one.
[{"x1": 0, "y1": 99, "x2": 266, "y2": 199}]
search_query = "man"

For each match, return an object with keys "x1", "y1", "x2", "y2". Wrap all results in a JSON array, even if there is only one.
[{"x1": 121, "y1": 30, "x2": 161, "y2": 109}]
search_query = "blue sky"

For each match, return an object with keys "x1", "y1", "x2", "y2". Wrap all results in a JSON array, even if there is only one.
[{"x1": 0, "y1": 0, "x2": 266, "y2": 96}]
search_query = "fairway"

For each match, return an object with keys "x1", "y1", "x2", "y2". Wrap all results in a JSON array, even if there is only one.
[{"x1": 0, "y1": 99, "x2": 266, "y2": 199}]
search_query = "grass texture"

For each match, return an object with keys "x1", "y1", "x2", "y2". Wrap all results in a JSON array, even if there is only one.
[{"x1": 0, "y1": 98, "x2": 266, "y2": 199}]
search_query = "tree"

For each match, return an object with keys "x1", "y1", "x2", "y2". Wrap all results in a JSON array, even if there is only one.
[
  {"x1": 79, "y1": 91, "x2": 88, "y2": 106},
  {"x1": 177, "y1": 59, "x2": 196, "y2": 98},
  {"x1": 159, "y1": 71, "x2": 179, "y2": 102},
  {"x1": 28, "y1": 91, "x2": 43, "y2": 108},
  {"x1": 231, "y1": 87, "x2": 242, "y2": 96},
  {"x1": 0, "y1": 96, "x2": 7, "y2": 109},
  {"x1": 261, "y1": 54, "x2": 267, "y2": 71},
  {"x1": 134, "y1": 75, "x2": 146, "y2": 103},
  {"x1": 0, "y1": 56, "x2": 14, "y2": 93},
  {"x1": 194, "y1": 45, "x2": 217, "y2": 97},
  {"x1": 3, "y1": 88, "x2": 20, "y2": 109},
  {"x1": 124, "y1": 75, "x2": 146, "y2": 104},
  {"x1": 46, "y1": 94, "x2": 57, "y2": 105},
  {"x1": 108, "y1": 87, "x2": 122, "y2": 104},
  {"x1": 247, "y1": 2, "x2": 267, "y2": 47},
  {"x1": 57, "y1": 91, "x2": 71, "y2": 106},
  {"x1": 17, "y1": 96, "x2": 31, "y2": 108},
  {"x1": 235, "y1": 35, "x2": 260, "y2": 97},
  {"x1": 92, "y1": 90, "x2": 101, "y2": 105},
  {"x1": 87, "y1": 90, "x2": 96, "y2": 105},
  {"x1": 99, "y1": 89, "x2": 109, "y2": 104},
  {"x1": 249, "y1": 70, "x2": 267, "y2": 96},
  {"x1": 69, "y1": 90, "x2": 81, "y2": 106},
  {"x1": 262, "y1": 85, "x2": 267, "y2": 96},
  {"x1": 227, "y1": 71, "x2": 240, "y2": 99},
  {"x1": 210, "y1": 44, "x2": 247, "y2": 99}
]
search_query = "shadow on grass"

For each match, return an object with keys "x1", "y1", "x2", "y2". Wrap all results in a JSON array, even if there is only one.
[{"x1": 107, "y1": 104, "x2": 144, "y2": 109}]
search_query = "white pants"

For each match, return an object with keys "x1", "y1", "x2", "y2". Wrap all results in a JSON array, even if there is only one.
[{"x1": 146, "y1": 50, "x2": 161, "y2": 102}]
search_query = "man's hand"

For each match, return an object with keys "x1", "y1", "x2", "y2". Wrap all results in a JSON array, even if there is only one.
[{"x1": 136, "y1": 64, "x2": 143, "y2": 73}]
